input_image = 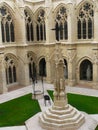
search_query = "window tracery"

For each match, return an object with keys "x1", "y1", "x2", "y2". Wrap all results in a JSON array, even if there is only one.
[
  {"x1": 55, "y1": 6, "x2": 68, "y2": 41},
  {"x1": 27, "y1": 53, "x2": 36, "y2": 79},
  {"x1": 5, "y1": 56, "x2": 17, "y2": 85},
  {"x1": 24, "y1": 10, "x2": 34, "y2": 42},
  {"x1": 0, "y1": 6, "x2": 15, "y2": 43},
  {"x1": 77, "y1": 3, "x2": 94, "y2": 39},
  {"x1": 36, "y1": 9, "x2": 46, "y2": 41}
]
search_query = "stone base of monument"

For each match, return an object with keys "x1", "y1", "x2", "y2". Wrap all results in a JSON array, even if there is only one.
[
  {"x1": 32, "y1": 90, "x2": 43, "y2": 99},
  {"x1": 39, "y1": 104, "x2": 85, "y2": 130}
]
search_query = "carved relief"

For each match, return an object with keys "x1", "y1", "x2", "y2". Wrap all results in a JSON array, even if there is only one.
[
  {"x1": 93, "y1": 52, "x2": 98, "y2": 64},
  {"x1": 67, "y1": 49, "x2": 76, "y2": 63}
]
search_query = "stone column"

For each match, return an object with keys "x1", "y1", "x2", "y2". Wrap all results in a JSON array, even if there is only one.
[
  {"x1": 33, "y1": 19, "x2": 37, "y2": 42},
  {"x1": 14, "y1": 6, "x2": 26, "y2": 44},
  {"x1": 46, "y1": 55, "x2": 51, "y2": 83},
  {"x1": 45, "y1": 0, "x2": 55, "y2": 43},
  {"x1": 17, "y1": 48, "x2": 30, "y2": 86},
  {"x1": 53, "y1": 44, "x2": 67, "y2": 107},
  {"x1": 67, "y1": 3, "x2": 77, "y2": 43},
  {"x1": 67, "y1": 49, "x2": 77, "y2": 86},
  {"x1": 0, "y1": 52, "x2": 8, "y2": 93},
  {"x1": 92, "y1": 49, "x2": 98, "y2": 89}
]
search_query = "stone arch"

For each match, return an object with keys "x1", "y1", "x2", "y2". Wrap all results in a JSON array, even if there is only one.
[
  {"x1": 4, "y1": 53, "x2": 18, "y2": 66},
  {"x1": 4, "y1": 53, "x2": 18, "y2": 85},
  {"x1": 0, "y1": 2, "x2": 16, "y2": 20},
  {"x1": 0, "y1": 4, "x2": 16, "y2": 42},
  {"x1": 24, "y1": 6, "x2": 34, "y2": 19},
  {"x1": 34, "y1": 7, "x2": 46, "y2": 41},
  {"x1": 24, "y1": 8, "x2": 34, "y2": 42},
  {"x1": 27, "y1": 51, "x2": 37, "y2": 79},
  {"x1": 53, "y1": 4, "x2": 68, "y2": 41},
  {"x1": 76, "y1": 1, "x2": 94, "y2": 39},
  {"x1": 38, "y1": 57, "x2": 46, "y2": 77},
  {"x1": 53, "y1": 3, "x2": 68, "y2": 18},
  {"x1": 76, "y1": 0, "x2": 94, "y2": 15},
  {"x1": 34, "y1": 7, "x2": 45, "y2": 20},
  {"x1": 79, "y1": 57, "x2": 93, "y2": 81},
  {"x1": 63, "y1": 58, "x2": 68, "y2": 79},
  {"x1": 78, "y1": 56, "x2": 93, "y2": 67}
]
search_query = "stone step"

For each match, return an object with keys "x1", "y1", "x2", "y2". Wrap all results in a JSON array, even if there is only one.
[
  {"x1": 45, "y1": 108, "x2": 77, "y2": 119},
  {"x1": 39, "y1": 114, "x2": 85, "y2": 130},
  {"x1": 52, "y1": 104, "x2": 69, "y2": 110},
  {"x1": 49, "y1": 104, "x2": 74, "y2": 115},
  {"x1": 42, "y1": 111, "x2": 83, "y2": 124}
]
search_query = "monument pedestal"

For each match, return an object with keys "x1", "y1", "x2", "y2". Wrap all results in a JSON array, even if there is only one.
[
  {"x1": 39, "y1": 104, "x2": 85, "y2": 130},
  {"x1": 39, "y1": 44, "x2": 85, "y2": 130}
]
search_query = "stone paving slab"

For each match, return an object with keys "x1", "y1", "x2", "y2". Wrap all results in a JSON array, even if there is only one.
[
  {"x1": 0, "y1": 86, "x2": 32, "y2": 104},
  {"x1": 0, "y1": 126, "x2": 26, "y2": 130},
  {"x1": 66, "y1": 86, "x2": 98, "y2": 97}
]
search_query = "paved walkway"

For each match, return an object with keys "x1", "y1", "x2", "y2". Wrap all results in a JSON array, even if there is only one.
[{"x1": 0, "y1": 82, "x2": 98, "y2": 130}]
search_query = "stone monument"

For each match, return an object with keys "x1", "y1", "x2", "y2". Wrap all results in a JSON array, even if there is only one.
[{"x1": 39, "y1": 43, "x2": 85, "y2": 130}]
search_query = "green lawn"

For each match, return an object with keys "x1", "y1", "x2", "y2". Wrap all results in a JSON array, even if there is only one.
[
  {"x1": 0, "y1": 90, "x2": 98, "y2": 129},
  {"x1": 95, "y1": 126, "x2": 98, "y2": 130},
  {"x1": 0, "y1": 93, "x2": 41, "y2": 127},
  {"x1": 47, "y1": 90, "x2": 98, "y2": 114}
]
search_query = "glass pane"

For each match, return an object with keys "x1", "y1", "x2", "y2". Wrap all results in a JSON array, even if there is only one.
[
  {"x1": 6, "y1": 22, "x2": 10, "y2": 42},
  {"x1": 1, "y1": 22, "x2": 5, "y2": 42},
  {"x1": 10, "y1": 22, "x2": 15, "y2": 42},
  {"x1": 40, "y1": 24, "x2": 43, "y2": 40},
  {"x1": 78, "y1": 20, "x2": 81, "y2": 39},
  {"x1": 88, "y1": 19, "x2": 92, "y2": 39},
  {"x1": 36, "y1": 25, "x2": 39, "y2": 41},
  {"x1": 83, "y1": 20, "x2": 86, "y2": 39},
  {"x1": 31, "y1": 23, "x2": 34, "y2": 41},
  {"x1": 60, "y1": 23, "x2": 63, "y2": 40},
  {"x1": 13, "y1": 66, "x2": 17, "y2": 82},
  {"x1": 55, "y1": 22, "x2": 59, "y2": 41},
  {"x1": 64, "y1": 21, "x2": 68, "y2": 39},
  {"x1": 9, "y1": 66, "x2": 12, "y2": 83},
  {"x1": 26, "y1": 23, "x2": 30, "y2": 41}
]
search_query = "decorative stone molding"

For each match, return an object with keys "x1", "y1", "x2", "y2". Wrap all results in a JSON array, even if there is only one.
[
  {"x1": 67, "y1": 49, "x2": 76, "y2": 63},
  {"x1": 93, "y1": 49, "x2": 98, "y2": 64}
]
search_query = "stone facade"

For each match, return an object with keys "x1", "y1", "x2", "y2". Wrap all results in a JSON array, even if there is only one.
[{"x1": 0, "y1": 0, "x2": 98, "y2": 93}]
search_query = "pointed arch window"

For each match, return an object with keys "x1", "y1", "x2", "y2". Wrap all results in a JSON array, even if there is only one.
[
  {"x1": 24, "y1": 10, "x2": 34, "y2": 42},
  {"x1": 80, "y1": 59, "x2": 93, "y2": 81},
  {"x1": 64, "y1": 59, "x2": 68, "y2": 79},
  {"x1": 0, "y1": 6, "x2": 15, "y2": 43},
  {"x1": 77, "y1": 3, "x2": 94, "y2": 39},
  {"x1": 36, "y1": 9, "x2": 46, "y2": 41},
  {"x1": 39, "y1": 58, "x2": 46, "y2": 77},
  {"x1": 27, "y1": 53, "x2": 37, "y2": 79},
  {"x1": 5, "y1": 56, "x2": 17, "y2": 85},
  {"x1": 55, "y1": 6, "x2": 68, "y2": 41}
]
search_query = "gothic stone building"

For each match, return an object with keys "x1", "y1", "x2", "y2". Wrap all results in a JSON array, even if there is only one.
[{"x1": 0, "y1": 0, "x2": 98, "y2": 93}]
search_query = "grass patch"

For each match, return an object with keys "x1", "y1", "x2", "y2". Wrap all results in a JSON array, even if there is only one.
[
  {"x1": 95, "y1": 126, "x2": 98, "y2": 130},
  {"x1": 0, "y1": 93, "x2": 41, "y2": 127},
  {"x1": 47, "y1": 90, "x2": 98, "y2": 114}
]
